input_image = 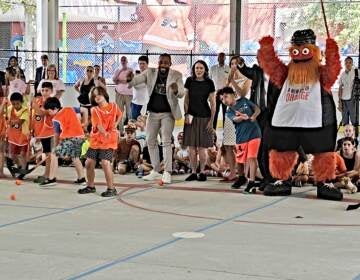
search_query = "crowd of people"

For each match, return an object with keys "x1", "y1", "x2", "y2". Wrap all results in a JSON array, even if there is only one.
[{"x1": 0, "y1": 52, "x2": 359, "y2": 199}]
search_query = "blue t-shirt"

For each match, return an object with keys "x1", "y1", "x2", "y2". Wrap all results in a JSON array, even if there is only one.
[{"x1": 226, "y1": 97, "x2": 261, "y2": 144}]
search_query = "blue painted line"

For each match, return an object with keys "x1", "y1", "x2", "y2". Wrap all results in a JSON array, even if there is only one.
[
  {"x1": 65, "y1": 195, "x2": 289, "y2": 280},
  {"x1": 0, "y1": 203, "x2": 65, "y2": 210},
  {"x1": 0, "y1": 188, "x2": 151, "y2": 229}
]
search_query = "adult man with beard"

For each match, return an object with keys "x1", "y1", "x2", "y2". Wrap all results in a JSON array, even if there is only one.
[
  {"x1": 127, "y1": 53, "x2": 185, "y2": 184},
  {"x1": 257, "y1": 29, "x2": 343, "y2": 200}
]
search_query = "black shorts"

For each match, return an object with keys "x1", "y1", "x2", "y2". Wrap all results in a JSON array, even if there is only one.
[
  {"x1": 86, "y1": 148, "x2": 114, "y2": 162},
  {"x1": 268, "y1": 125, "x2": 337, "y2": 154},
  {"x1": 40, "y1": 137, "x2": 55, "y2": 154}
]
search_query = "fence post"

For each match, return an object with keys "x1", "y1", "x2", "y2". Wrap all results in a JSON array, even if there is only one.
[
  {"x1": 57, "y1": 48, "x2": 60, "y2": 74},
  {"x1": 15, "y1": 46, "x2": 19, "y2": 59},
  {"x1": 190, "y1": 50, "x2": 193, "y2": 70},
  {"x1": 101, "y1": 48, "x2": 105, "y2": 78}
]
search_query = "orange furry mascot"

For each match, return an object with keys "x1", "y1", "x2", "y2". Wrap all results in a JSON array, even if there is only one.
[{"x1": 257, "y1": 29, "x2": 343, "y2": 200}]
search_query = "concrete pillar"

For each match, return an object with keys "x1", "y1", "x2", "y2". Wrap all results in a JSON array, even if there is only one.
[
  {"x1": 230, "y1": 0, "x2": 241, "y2": 54},
  {"x1": 36, "y1": 0, "x2": 58, "y2": 62}
]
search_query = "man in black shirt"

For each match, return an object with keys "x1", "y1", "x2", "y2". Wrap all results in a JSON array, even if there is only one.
[{"x1": 128, "y1": 54, "x2": 185, "y2": 184}]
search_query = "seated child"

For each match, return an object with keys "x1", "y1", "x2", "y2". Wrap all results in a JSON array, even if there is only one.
[{"x1": 173, "y1": 132, "x2": 190, "y2": 174}]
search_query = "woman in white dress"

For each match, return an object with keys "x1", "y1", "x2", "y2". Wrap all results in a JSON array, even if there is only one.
[
  {"x1": 220, "y1": 56, "x2": 251, "y2": 182},
  {"x1": 37, "y1": 64, "x2": 65, "y2": 99}
]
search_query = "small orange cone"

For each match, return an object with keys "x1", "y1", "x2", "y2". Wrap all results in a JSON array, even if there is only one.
[
  {"x1": 10, "y1": 194, "x2": 16, "y2": 200},
  {"x1": 15, "y1": 179, "x2": 22, "y2": 186}
]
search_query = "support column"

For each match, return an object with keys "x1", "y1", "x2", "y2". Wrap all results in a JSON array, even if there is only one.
[
  {"x1": 36, "y1": 0, "x2": 58, "y2": 61},
  {"x1": 230, "y1": 0, "x2": 241, "y2": 54}
]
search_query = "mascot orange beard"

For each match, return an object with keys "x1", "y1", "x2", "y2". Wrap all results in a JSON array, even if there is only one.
[{"x1": 257, "y1": 29, "x2": 343, "y2": 200}]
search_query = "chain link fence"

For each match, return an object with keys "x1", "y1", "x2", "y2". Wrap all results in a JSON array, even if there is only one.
[{"x1": 0, "y1": 0, "x2": 359, "y2": 85}]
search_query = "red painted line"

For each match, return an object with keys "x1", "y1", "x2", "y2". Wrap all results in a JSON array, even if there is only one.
[
  {"x1": 117, "y1": 186, "x2": 222, "y2": 221},
  {"x1": 118, "y1": 187, "x2": 360, "y2": 227},
  {"x1": 233, "y1": 220, "x2": 360, "y2": 227},
  {"x1": 2, "y1": 176, "x2": 360, "y2": 203},
  {"x1": 305, "y1": 194, "x2": 360, "y2": 203}
]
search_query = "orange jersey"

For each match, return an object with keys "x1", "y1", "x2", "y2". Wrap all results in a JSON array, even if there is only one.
[
  {"x1": 0, "y1": 97, "x2": 6, "y2": 140},
  {"x1": 7, "y1": 105, "x2": 29, "y2": 146},
  {"x1": 52, "y1": 107, "x2": 84, "y2": 139},
  {"x1": 32, "y1": 97, "x2": 54, "y2": 138},
  {"x1": 90, "y1": 103, "x2": 121, "y2": 150}
]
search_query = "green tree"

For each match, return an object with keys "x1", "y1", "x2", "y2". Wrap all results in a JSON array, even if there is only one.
[
  {"x1": 0, "y1": 0, "x2": 36, "y2": 15},
  {"x1": 289, "y1": 1, "x2": 360, "y2": 53}
]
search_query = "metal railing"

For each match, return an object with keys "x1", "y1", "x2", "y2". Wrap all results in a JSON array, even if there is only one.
[{"x1": 1, "y1": 47, "x2": 359, "y2": 86}]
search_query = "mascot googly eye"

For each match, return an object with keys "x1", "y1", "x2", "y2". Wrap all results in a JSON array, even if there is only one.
[
  {"x1": 292, "y1": 49, "x2": 300, "y2": 56},
  {"x1": 302, "y1": 48, "x2": 310, "y2": 55}
]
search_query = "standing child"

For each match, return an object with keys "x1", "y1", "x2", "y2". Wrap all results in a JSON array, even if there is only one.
[
  {"x1": 222, "y1": 87, "x2": 261, "y2": 193},
  {"x1": 32, "y1": 82, "x2": 57, "y2": 184},
  {"x1": 6, "y1": 67, "x2": 30, "y2": 99},
  {"x1": 0, "y1": 89, "x2": 7, "y2": 177},
  {"x1": 78, "y1": 87, "x2": 122, "y2": 197},
  {"x1": 43, "y1": 97, "x2": 88, "y2": 187},
  {"x1": 6, "y1": 92, "x2": 30, "y2": 179}
]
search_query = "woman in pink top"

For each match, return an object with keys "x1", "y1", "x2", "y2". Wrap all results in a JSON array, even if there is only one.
[{"x1": 112, "y1": 56, "x2": 133, "y2": 127}]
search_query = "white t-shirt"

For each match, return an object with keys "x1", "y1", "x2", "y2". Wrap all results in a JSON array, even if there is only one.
[
  {"x1": 339, "y1": 68, "x2": 355, "y2": 100},
  {"x1": 209, "y1": 64, "x2": 230, "y2": 90},
  {"x1": 272, "y1": 79, "x2": 322, "y2": 128},
  {"x1": 37, "y1": 79, "x2": 65, "y2": 95},
  {"x1": 132, "y1": 82, "x2": 148, "y2": 106}
]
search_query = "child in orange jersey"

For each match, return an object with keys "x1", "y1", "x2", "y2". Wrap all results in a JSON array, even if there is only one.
[
  {"x1": 78, "y1": 87, "x2": 122, "y2": 197},
  {"x1": 6, "y1": 92, "x2": 30, "y2": 179},
  {"x1": 0, "y1": 88, "x2": 7, "y2": 177},
  {"x1": 32, "y1": 82, "x2": 57, "y2": 184},
  {"x1": 42, "y1": 97, "x2": 88, "y2": 187}
]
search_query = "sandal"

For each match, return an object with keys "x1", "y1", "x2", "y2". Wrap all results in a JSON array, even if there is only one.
[{"x1": 78, "y1": 186, "x2": 96, "y2": 194}]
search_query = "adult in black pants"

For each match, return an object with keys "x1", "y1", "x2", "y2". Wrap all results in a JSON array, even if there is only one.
[
  {"x1": 237, "y1": 60, "x2": 280, "y2": 189},
  {"x1": 209, "y1": 52, "x2": 230, "y2": 129}
]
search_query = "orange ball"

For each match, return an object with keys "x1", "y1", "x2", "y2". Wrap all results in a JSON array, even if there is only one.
[
  {"x1": 10, "y1": 194, "x2": 16, "y2": 200},
  {"x1": 15, "y1": 179, "x2": 22, "y2": 186}
]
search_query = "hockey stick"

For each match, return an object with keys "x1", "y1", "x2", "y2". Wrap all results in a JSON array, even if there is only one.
[{"x1": 320, "y1": 0, "x2": 330, "y2": 38}]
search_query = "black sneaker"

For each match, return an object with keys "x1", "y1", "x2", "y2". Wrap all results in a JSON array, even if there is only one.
[
  {"x1": 16, "y1": 173, "x2": 26, "y2": 180},
  {"x1": 39, "y1": 178, "x2": 57, "y2": 187},
  {"x1": 185, "y1": 173, "x2": 198, "y2": 181},
  {"x1": 101, "y1": 188, "x2": 117, "y2": 197},
  {"x1": 33, "y1": 176, "x2": 46, "y2": 184},
  {"x1": 74, "y1": 177, "x2": 86, "y2": 185},
  {"x1": 244, "y1": 181, "x2": 257, "y2": 194},
  {"x1": 78, "y1": 186, "x2": 96, "y2": 194},
  {"x1": 197, "y1": 173, "x2": 207, "y2": 181},
  {"x1": 231, "y1": 176, "x2": 247, "y2": 189},
  {"x1": 263, "y1": 181, "x2": 292, "y2": 196},
  {"x1": 317, "y1": 183, "x2": 343, "y2": 201}
]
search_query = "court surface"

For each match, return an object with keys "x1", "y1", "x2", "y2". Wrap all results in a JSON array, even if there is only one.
[{"x1": 0, "y1": 167, "x2": 359, "y2": 280}]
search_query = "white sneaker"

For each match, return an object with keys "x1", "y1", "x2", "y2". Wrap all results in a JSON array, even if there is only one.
[
  {"x1": 143, "y1": 170, "x2": 162, "y2": 181},
  {"x1": 162, "y1": 171, "x2": 172, "y2": 184}
]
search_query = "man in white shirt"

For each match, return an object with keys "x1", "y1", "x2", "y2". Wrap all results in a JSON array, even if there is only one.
[
  {"x1": 131, "y1": 56, "x2": 149, "y2": 120},
  {"x1": 112, "y1": 56, "x2": 133, "y2": 125},
  {"x1": 209, "y1": 52, "x2": 230, "y2": 129},
  {"x1": 339, "y1": 56, "x2": 357, "y2": 125}
]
